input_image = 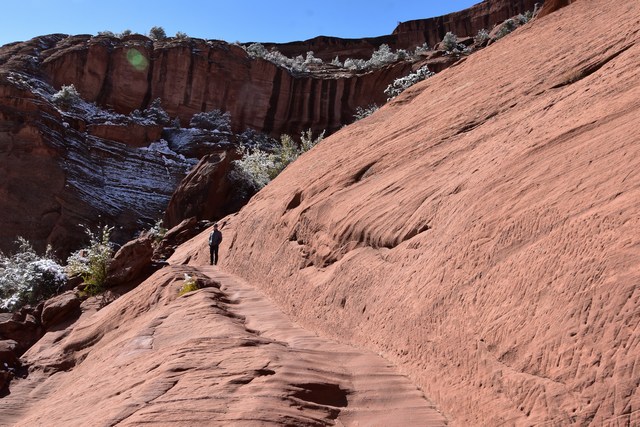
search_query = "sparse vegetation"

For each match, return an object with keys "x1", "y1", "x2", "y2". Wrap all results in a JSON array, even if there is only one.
[
  {"x1": 66, "y1": 225, "x2": 115, "y2": 296},
  {"x1": 384, "y1": 66, "x2": 435, "y2": 100},
  {"x1": 178, "y1": 274, "x2": 199, "y2": 296},
  {"x1": 0, "y1": 238, "x2": 67, "y2": 312},
  {"x1": 475, "y1": 29, "x2": 490, "y2": 45},
  {"x1": 354, "y1": 104, "x2": 379, "y2": 121},
  {"x1": 52, "y1": 84, "x2": 81, "y2": 109},
  {"x1": 244, "y1": 42, "x2": 432, "y2": 74},
  {"x1": 495, "y1": 11, "x2": 532, "y2": 40},
  {"x1": 148, "y1": 219, "x2": 168, "y2": 244},
  {"x1": 175, "y1": 31, "x2": 190, "y2": 40},
  {"x1": 236, "y1": 129, "x2": 325, "y2": 188},
  {"x1": 132, "y1": 98, "x2": 170, "y2": 125},
  {"x1": 189, "y1": 109, "x2": 232, "y2": 132},
  {"x1": 149, "y1": 26, "x2": 167, "y2": 41}
]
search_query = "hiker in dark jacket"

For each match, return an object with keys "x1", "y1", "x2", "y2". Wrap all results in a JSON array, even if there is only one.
[{"x1": 209, "y1": 223, "x2": 223, "y2": 265}]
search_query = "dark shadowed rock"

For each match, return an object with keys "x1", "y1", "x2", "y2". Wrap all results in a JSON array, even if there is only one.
[
  {"x1": 153, "y1": 217, "x2": 212, "y2": 261},
  {"x1": 0, "y1": 339, "x2": 18, "y2": 367},
  {"x1": 0, "y1": 315, "x2": 41, "y2": 354},
  {"x1": 164, "y1": 152, "x2": 258, "y2": 229},
  {"x1": 107, "y1": 235, "x2": 155, "y2": 286},
  {"x1": 41, "y1": 291, "x2": 81, "y2": 328}
]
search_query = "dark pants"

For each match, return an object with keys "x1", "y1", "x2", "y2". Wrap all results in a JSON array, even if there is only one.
[{"x1": 210, "y1": 245, "x2": 219, "y2": 265}]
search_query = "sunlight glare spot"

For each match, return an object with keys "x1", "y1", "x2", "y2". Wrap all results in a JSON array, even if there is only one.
[{"x1": 126, "y1": 49, "x2": 148, "y2": 71}]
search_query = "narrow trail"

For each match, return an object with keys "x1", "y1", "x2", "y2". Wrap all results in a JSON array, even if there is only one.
[
  {"x1": 0, "y1": 265, "x2": 447, "y2": 426},
  {"x1": 202, "y1": 266, "x2": 447, "y2": 426}
]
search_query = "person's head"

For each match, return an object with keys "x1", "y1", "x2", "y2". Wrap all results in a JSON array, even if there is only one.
[{"x1": 213, "y1": 223, "x2": 218, "y2": 229}]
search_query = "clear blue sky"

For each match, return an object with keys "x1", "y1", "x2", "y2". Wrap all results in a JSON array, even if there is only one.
[{"x1": 0, "y1": 0, "x2": 479, "y2": 46}]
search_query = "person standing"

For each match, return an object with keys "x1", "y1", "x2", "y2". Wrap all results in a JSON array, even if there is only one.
[{"x1": 209, "y1": 223, "x2": 223, "y2": 265}]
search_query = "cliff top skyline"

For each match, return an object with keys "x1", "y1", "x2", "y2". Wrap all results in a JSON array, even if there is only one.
[{"x1": 0, "y1": 0, "x2": 478, "y2": 47}]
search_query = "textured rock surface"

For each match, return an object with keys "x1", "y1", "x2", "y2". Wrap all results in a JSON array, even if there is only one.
[
  {"x1": 182, "y1": 1, "x2": 640, "y2": 425},
  {"x1": 40, "y1": 291, "x2": 80, "y2": 328},
  {"x1": 0, "y1": 265, "x2": 446, "y2": 426}
]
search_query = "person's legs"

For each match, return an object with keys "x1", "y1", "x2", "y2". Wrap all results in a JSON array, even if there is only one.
[
  {"x1": 209, "y1": 245, "x2": 214, "y2": 265},
  {"x1": 213, "y1": 245, "x2": 219, "y2": 265}
]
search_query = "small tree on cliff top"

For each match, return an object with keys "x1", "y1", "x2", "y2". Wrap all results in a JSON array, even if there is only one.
[{"x1": 149, "y1": 26, "x2": 167, "y2": 41}]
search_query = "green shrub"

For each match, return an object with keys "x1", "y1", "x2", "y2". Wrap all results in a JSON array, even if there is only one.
[
  {"x1": 175, "y1": 31, "x2": 189, "y2": 40},
  {"x1": 178, "y1": 274, "x2": 199, "y2": 296},
  {"x1": 66, "y1": 225, "x2": 114, "y2": 296},
  {"x1": 236, "y1": 129, "x2": 324, "y2": 188},
  {"x1": 148, "y1": 219, "x2": 168, "y2": 244},
  {"x1": 0, "y1": 238, "x2": 67, "y2": 312}
]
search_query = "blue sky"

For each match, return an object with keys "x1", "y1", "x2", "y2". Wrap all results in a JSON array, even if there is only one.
[{"x1": 0, "y1": 0, "x2": 479, "y2": 46}]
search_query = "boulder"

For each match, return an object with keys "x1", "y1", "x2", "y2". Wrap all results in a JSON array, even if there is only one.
[
  {"x1": 40, "y1": 291, "x2": 81, "y2": 328},
  {"x1": 0, "y1": 339, "x2": 18, "y2": 367},
  {"x1": 106, "y1": 235, "x2": 155, "y2": 286},
  {"x1": 153, "y1": 217, "x2": 212, "y2": 261},
  {"x1": 0, "y1": 316, "x2": 41, "y2": 354},
  {"x1": 163, "y1": 152, "x2": 258, "y2": 229}
]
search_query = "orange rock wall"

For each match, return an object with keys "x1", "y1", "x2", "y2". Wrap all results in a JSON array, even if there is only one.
[{"x1": 219, "y1": 1, "x2": 640, "y2": 424}]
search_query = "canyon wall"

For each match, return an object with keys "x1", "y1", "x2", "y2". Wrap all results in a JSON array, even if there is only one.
[{"x1": 213, "y1": 1, "x2": 640, "y2": 424}]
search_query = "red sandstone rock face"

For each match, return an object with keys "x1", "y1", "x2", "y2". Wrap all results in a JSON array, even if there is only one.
[
  {"x1": 268, "y1": 0, "x2": 539, "y2": 60},
  {"x1": 183, "y1": 1, "x2": 639, "y2": 425},
  {"x1": 36, "y1": 36, "x2": 416, "y2": 136},
  {"x1": 0, "y1": 265, "x2": 447, "y2": 425}
]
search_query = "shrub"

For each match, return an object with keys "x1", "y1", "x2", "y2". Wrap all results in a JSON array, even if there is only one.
[
  {"x1": 149, "y1": 26, "x2": 167, "y2": 41},
  {"x1": 384, "y1": 65, "x2": 435, "y2": 100},
  {"x1": 442, "y1": 32, "x2": 460, "y2": 52},
  {"x1": 236, "y1": 129, "x2": 324, "y2": 188},
  {"x1": 344, "y1": 58, "x2": 367, "y2": 71},
  {"x1": 66, "y1": 225, "x2": 114, "y2": 296},
  {"x1": 142, "y1": 98, "x2": 170, "y2": 125},
  {"x1": 52, "y1": 84, "x2": 81, "y2": 109},
  {"x1": 189, "y1": 109, "x2": 232, "y2": 132},
  {"x1": 97, "y1": 31, "x2": 116, "y2": 37},
  {"x1": 475, "y1": 29, "x2": 490, "y2": 45},
  {"x1": 369, "y1": 44, "x2": 398, "y2": 66},
  {"x1": 178, "y1": 274, "x2": 199, "y2": 296},
  {"x1": 331, "y1": 56, "x2": 343, "y2": 67},
  {"x1": 0, "y1": 238, "x2": 67, "y2": 312},
  {"x1": 304, "y1": 51, "x2": 323, "y2": 66},
  {"x1": 119, "y1": 29, "x2": 132, "y2": 38},
  {"x1": 175, "y1": 31, "x2": 189, "y2": 40},
  {"x1": 148, "y1": 219, "x2": 167, "y2": 244},
  {"x1": 414, "y1": 42, "x2": 430, "y2": 55},
  {"x1": 353, "y1": 104, "x2": 379, "y2": 121},
  {"x1": 495, "y1": 19, "x2": 517, "y2": 40},
  {"x1": 243, "y1": 43, "x2": 309, "y2": 74}
]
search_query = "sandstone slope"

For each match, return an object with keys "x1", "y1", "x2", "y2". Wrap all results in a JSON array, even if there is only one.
[
  {"x1": 0, "y1": 265, "x2": 446, "y2": 426},
  {"x1": 183, "y1": 1, "x2": 640, "y2": 425}
]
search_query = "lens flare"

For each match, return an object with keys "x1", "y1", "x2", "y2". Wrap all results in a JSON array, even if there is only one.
[{"x1": 126, "y1": 49, "x2": 149, "y2": 71}]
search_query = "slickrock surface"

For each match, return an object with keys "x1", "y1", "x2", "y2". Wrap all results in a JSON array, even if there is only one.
[
  {"x1": 192, "y1": 1, "x2": 640, "y2": 425},
  {"x1": 0, "y1": 265, "x2": 446, "y2": 426}
]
